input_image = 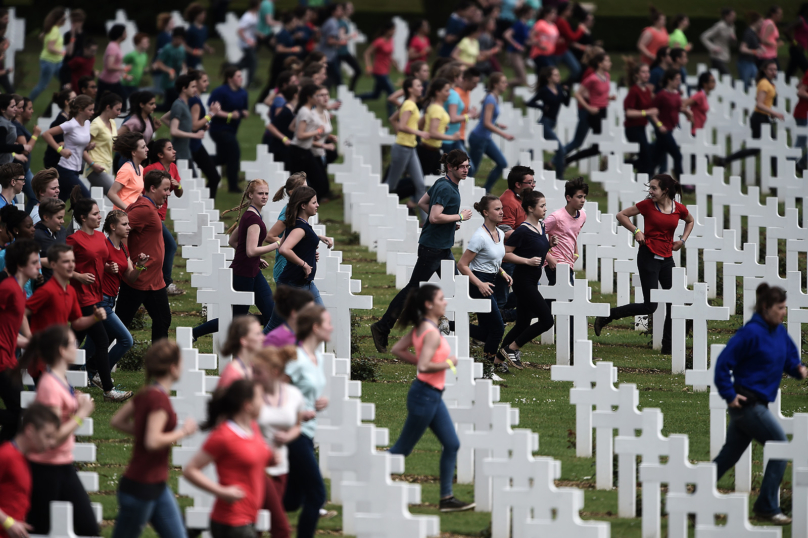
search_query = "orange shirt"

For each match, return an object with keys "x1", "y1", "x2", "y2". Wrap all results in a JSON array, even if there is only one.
[
  {"x1": 414, "y1": 324, "x2": 450, "y2": 391},
  {"x1": 641, "y1": 26, "x2": 670, "y2": 65},
  {"x1": 114, "y1": 161, "x2": 145, "y2": 210},
  {"x1": 455, "y1": 86, "x2": 471, "y2": 139}
]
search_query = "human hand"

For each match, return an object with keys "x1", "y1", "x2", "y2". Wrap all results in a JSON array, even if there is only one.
[
  {"x1": 6, "y1": 519, "x2": 33, "y2": 538},
  {"x1": 78, "y1": 392, "x2": 95, "y2": 417},
  {"x1": 634, "y1": 231, "x2": 645, "y2": 245},
  {"x1": 105, "y1": 262, "x2": 119, "y2": 274},
  {"x1": 315, "y1": 251, "x2": 320, "y2": 262},
  {"x1": 13, "y1": 153, "x2": 27, "y2": 163},
  {"x1": 86, "y1": 142, "x2": 96, "y2": 151},
  {"x1": 194, "y1": 130, "x2": 206, "y2": 139},
  {"x1": 302, "y1": 262, "x2": 312, "y2": 277},
  {"x1": 545, "y1": 254, "x2": 557, "y2": 269},
  {"x1": 33, "y1": 125, "x2": 42, "y2": 137},
  {"x1": 799, "y1": 365, "x2": 808, "y2": 379},
  {"x1": 300, "y1": 410, "x2": 316, "y2": 421},
  {"x1": 672, "y1": 240, "x2": 684, "y2": 251},
  {"x1": 502, "y1": 272, "x2": 513, "y2": 286},
  {"x1": 320, "y1": 236, "x2": 334, "y2": 248},
  {"x1": 22, "y1": 144, "x2": 32, "y2": 153},
  {"x1": 657, "y1": 125, "x2": 668, "y2": 134},
  {"x1": 60, "y1": 147, "x2": 72, "y2": 159},
  {"x1": 135, "y1": 254, "x2": 149, "y2": 269},
  {"x1": 460, "y1": 209, "x2": 473, "y2": 222},
  {"x1": 526, "y1": 256, "x2": 543, "y2": 266},
  {"x1": 315, "y1": 397, "x2": 329, "y2": 411},
  {"x1": 93, "y1": 306, "x2": 107, "y2": 322},
  {"x1": 210, "y1": 102, "x2": 222, "y2": 115},
  {"x1": 774, "y1": 112, "x2": 785, "y2": 121},
  {"x1": 259, "y1": 259, "x2": 269, "y2": 269},
  {"x1": 231, "y1": 110, "x2": 241, "y2": 120},
  {"x1": 728, "y1": 394, "x2": 747, "y2": 409},
  {"x1": 504, "y1": 133, "x2": 515, "y2": 141},
  {"x1": 75, "y1": 273, "x2": 96, "y2": 285},
  {"x1": 218, "y1": 485, "x2": 245, "y2": 503},
  {"x1": 181, "y1": 417, "x2": 198, "y2": 436},
  {"x1": 91, "y1": 163, "x2": 105, "y2": 173},
  {"x1": 550, "y1": 235, "x2": 559, "y2": 247},
  {"x1": 273, "y1": 429, "x2": 296, "y2": 444},
  {"x1": 477, "y1": 281, "x2": 495, "y2": 297},
  {"x1": 153, "y1": 117, "x2": 163, "y2": 129},
  {"x1": 647, "y1": 107, "x2": 659, "y2": 117}
]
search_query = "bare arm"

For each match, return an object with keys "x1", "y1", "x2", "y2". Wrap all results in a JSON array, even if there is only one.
[
  {"x1": 637, "y1": 30, "x2": 653, "y2": 61},
  {"x1": 417, "y1": 191, "x2": 431, "y2": 215},
  {"x1": 388, "y1": 88, "x2": 404, "y2": 106},
  {"x1": 482, "y1": 102, "x2": 510, "y2": 138},
  {"x1": 183, "y1": 450, "x2": 246, "y2": 502},
  {"x1": 756, "y1": 89, "x2": 784, "y2": 119},
  {"x1": 429, "y1": 203, "x2": 472, "y2": 225},
  {"x1": 245, "y1": 222, "x2": 280, "y2": 258},
  {"x1": 266, "y1": 219, "x2": 286, "y2": 244},
  {"x1": 390, "y1": 330, "x2": 418, "y2": 364},
  {"x1": 416, "y1": 328, "x2": 455, "y2": 372},
  {"x1": 144, "y1": 408, "x2": 196, "y2": 451},
  {"x1": 109, "y1": 400, "x2": 136, "y2": 435},
  {"x1": 397, "y1": 108, "x2": 429, "y2": 138},
  {"x1": 672, "y1": 212, "x2": 696, "y2": 251},
  {"x1": 107, "y1": 181, "x2": 127, "y2": 210},
  {"x1": 502, "y1": 244, "x2": 543, "y2": 266},
  {"x1": 295, "y1": 117, "x2": 321, "y2": 141},
  {"x1": 278, "y1": 228, "x2": 309, "y2": 271},
  {"x1": 170, "y1": 117, "x2": 204, "y2": 139}
]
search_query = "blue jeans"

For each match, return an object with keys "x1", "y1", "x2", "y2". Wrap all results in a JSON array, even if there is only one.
[
  {"x1": 539, "y1": 116, "x2": 565, "y2": 176},
  {"x1": 468, "y1": 132, "x2": 507, "y2": 192},
  {"x1": 563, "y1": 107, "x2": 591, "y2": 157},
  {"x1": 193, "y1": 272, "x2": 275, "y2": 339},
  {"x1": 390, "y1": 379, "x2": 460, "y2": 498},
  {"x1": 264, "y1": 279, "x2": 323, "y2": 333},
  {"x1": 442, "y1": 140, "x2": 467, "y2": 153},
  {"x1": 554, "y1": 50, "x2": 581, "y2": 82},
  {"x1": 469, "y1": 271, "x2": 505, "y2": 355},
  {"x1": 532, "y1": 55, "x2": 555, "y2": 74},
  {"x1": 162, "y1": 223, "x2": 177, "y2": 286},
  {"x1": 83, "y1": 296, "x2": 134, "y2": 371},
  {"x1": 30, "y1": 59, "x2": 62, "y2": 101},
  {"x1": 56, "y1": 165, "x2": 90, "y2": 201},
  {"x1": 359, "y1": 74, "x2": 396, "y2": 118},
  {"x1": 23, "y1": 168, "x2": 37, "y2": 213},
  {"x1": 112, "y1": 485, "x2": 187, "y2": 538},
  {"x1": 713, "y1": 403, "x2": 788, "y2": 516},
  {"x1": 737, "y1": 60, "x2": 758, "y2": 90},
  {"x1": 796, "y1": 118, "x2": 807, "y2": 169},
  {"x1": 284, "y1": 435, "x2": 326, "y2": 538},
  {"x1": 495, "y1": 261, "x2": 516, "y2": 310}
]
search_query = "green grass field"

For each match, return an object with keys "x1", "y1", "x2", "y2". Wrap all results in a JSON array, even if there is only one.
[{"x1": 10, "y1": 34, "x2": 807, "y2": 537}]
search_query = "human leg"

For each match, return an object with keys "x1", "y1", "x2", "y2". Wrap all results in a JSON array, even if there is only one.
[
  {"x1": 193, "y1": 146, "x2": 222, "y2": 199},
  {"x1": 161, "y1": 223, "x2": 177, "y2": 286},
  {"x1": 78, "y1": 305, "x2": 113, "y2": 392},
  {"x1": 599, "y1": 246, "x2": 661, "y2": 327},
  {"x1": 710, "y1": 58, "x2": 730, "y2": 76},
  {"x1": 467, "y1": 132, "x2": 486, "y2": 177},
  {"x1": 404, "y1": 147, "x2": 428, "y2": 221},
  {"x1": 625, "y1": 125, "x2": 653, "y2": 175},
  {"x1": 142, "y1": 288, "x2": 172, "y2": 343},
  {"x1": 469, "y1": 280, "x2": 504, "y2": 356},
  {"x1": 63, "y1": 464, "x2": 101, "y2": 536},
  {"x1": 386, "y1": 144, "x2": 414, "y2": 192},
  {"x1": 512, "y1": 282, "x2": 554, "y2": 348},
  {"x1": 483, "y1": 138, "x2": 508, "y2": 193},
  {"x1": 559, "y1": 49, "x2": 581, "y2": 83},
  {"x1": 111, "y1": 490, "x2": 157, "y2": 538},
  {"x1": 251, "y1": 271, "x2": 275, "y2": 327},
  {"x1": 148, "y1": 484, "x2": 189, "y2": 538},
  {"x1": 30, "y1": 60, "x2": 61, "y2": 101},
  {"x1": 0, "y1": 368, "x2": 21, "y2": 442},
  {"x1": 713, "y1": 407, "x2": 755, "y2": 481},
  {"x1": 283, "y1": 435, "x2": 325, "y2": 538},
  {"x1": 115, "y1": 282, "x2": 143, "y2": 329},
  {"x1": 86, "y1": 171, "x2": 115, "y2": 194},
  {"x1": 56, "y1": 165, "x2": 90, "y2": 201},
  {"x1": 389, "y1": 380, "x2": 441, "y2": 457},
  {"x1": 563, "y1": 107, "x2": 590, "y2": 156},
  {"x1": 657, "y1": 257, "x2": 675, "y2": 350},
  {"x1": 429, "y1": 398, "x2": 461, "y2": 498},
  {"x1": 103, "y1": 307, "x2": 134, "y2": 371},
  {"x1": 358, "y1": 74, "x2": 384, "y2": 101},
  {"x1": 263, "y1": 474, "x2": 291, "y2": 538}
]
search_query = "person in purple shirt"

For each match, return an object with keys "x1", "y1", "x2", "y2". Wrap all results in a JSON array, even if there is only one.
[{"x1": 263, "y1": 286, "x2": 314, "y2": 342}]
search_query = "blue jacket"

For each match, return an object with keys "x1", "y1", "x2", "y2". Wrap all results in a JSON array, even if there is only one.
[{"x1": 714, "y1": 313, "x2": 803, "y2": 404}]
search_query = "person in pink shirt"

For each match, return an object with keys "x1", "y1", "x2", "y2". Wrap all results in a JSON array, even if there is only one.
[
  {"x1": 529, "y1": 7, "x2": 559, "y2": 73},
  {"x1": 684, "y1": 72, "x2": 715, "y2": 135},
  {"x1": 544, "y1": 177, "x2": 588, "y2": 286},
  {"x1": 98, "y1": 24, "x2": 131, "y2": 112},
  {"x1": 263, "y1": 285, "x2": 314, "y2": 347},
  {"x1": 216, "y1": 315, "x2": 266, "y2": 390},
  {"x1": 758, "y1": 6, "x2": 783, "y2": 62},
  {"x1": 637, "y1": 6, "x2": 669, "y2": 65}
]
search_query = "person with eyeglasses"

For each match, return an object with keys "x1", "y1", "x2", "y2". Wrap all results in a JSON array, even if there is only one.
[{"x1": 370, "y1": 149, "x2": 473, "y2": 353}]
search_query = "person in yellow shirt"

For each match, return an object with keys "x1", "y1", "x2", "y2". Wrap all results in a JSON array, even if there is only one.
[
  {"x1": 451, "y1": 24, "x2": 497, "y2": 68},
  {"x1": 387, "y1": 77, "x2": 430, "y2": 221},
  {"x1": 418, "y1": 77, "x2": 462, "y2": 177},
  {"x1": 31, "y1": 8, "x2": 67, "y2": 101}
]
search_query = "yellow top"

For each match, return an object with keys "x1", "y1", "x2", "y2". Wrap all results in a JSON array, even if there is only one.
[
  {"x1": 395, "y1": 99, "x2": 420, "y2": 148},
  {"x1": 87, "y1": 116, "x2": 117, "y2": 172},
  {"x1": 456, "y1": 37, "x2": 480, "y2": 66},
  {"x1": 754, "y1": 78, "x2": 776, "y2": 115},
  {"x1": 422, "y1": 104, "x2": 450, "y2": 148},
  {"x1": 40, "y1": 26, "x2": 65, "y2": 63}
]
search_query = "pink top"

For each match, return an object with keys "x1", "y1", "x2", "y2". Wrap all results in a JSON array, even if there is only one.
[
  {"x1": 690, "y1": 89, "x2": 709, "y2": 134},
  {"x1": 530, "y1": 19, "x2": 559, "y2": 58},
  {"x1": 99, "y1": 41, "x2": 123, "y2": 84},
  {"x1": 414, "y1": 324, "x2": 450, "y2": 391},
  {"x1": 758, "y1": 19, "x2": 779, "y2": 59},
  {"x1": 28, "y1": 372, "x2": 78, "y2": 465},
  {"x1": 582, "y1": 72, "x2": 611, "y2": 109},
  {"x1": 544, "y1": 207, "x2": 587, "y2": 267},
  {"x1": 641, "y1": 26, "x2": 670, "y2": 65},
  {"x1": 264, "y1": 323, "x2": 297, "y2": 348},
  {"x1": 217, "y1": 358, "x2": 252, "y2": 390}
]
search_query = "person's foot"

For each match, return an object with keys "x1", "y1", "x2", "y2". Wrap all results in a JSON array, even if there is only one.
[
  {"x1": 166, "y1": 283, "x2": 186, "y2": 296},
  {"x1": 88, "y1": 372, "x2": 103, "y2": 389},
  {"x1": 439, "y1": 317, "x2": 452, "y2": 335},
  {"x1": 712, "y1": 155, "x2": 726, "y2": 167},
  {"x1": 594, "y1": 316, "x2": 608, "y2": 337},
  {"x1": 493, "y1": 358, "x2": 510, "y2": 374},
  {"x1": 104, "y1": 389, "x2": 133, "y2": 403},
  {"x1": 319, "y1": 508, "x2": 338, "y2": 519},
  {"x1": 370, "y1": 322, "x2": 389, "y2": 353},
  {"x1": 439, "y1": 496, "x2": 476, "y2": 512},
  {"x1": 506, "y1": 347, "x2": 524, "y2": 370},
  {"x1": 660, "y1": 344, "x2": 671, "y2": 355},
  {"x1": 759, "y1": 513, "x2": 791, "y2": 525}
]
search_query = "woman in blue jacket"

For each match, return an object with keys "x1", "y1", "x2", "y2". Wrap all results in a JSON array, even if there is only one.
[{"x1": 713, "y1": 283, "x2": 808, "y2": 525}]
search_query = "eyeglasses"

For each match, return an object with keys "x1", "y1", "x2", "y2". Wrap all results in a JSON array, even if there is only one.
[{"x1": 455, "y1": 164, "x2": 471, "y2": 170}]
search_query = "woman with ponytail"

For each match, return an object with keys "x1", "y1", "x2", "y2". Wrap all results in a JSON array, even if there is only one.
[
  {"x1": 110, "y1": 340, "x2": 197, "y2": 538},
  {"x1": 267, "y1": 172, "x2": 307, "y2": 289},
  {"x1": 192, "y1": 180, "x2": 279, "y2": 341},
  {"x1": 468, "y1": 72, "x2": 513, "y2": 192},
  {"x1": 85, "y1": 92, "x2": 122, "y2": 194},
  {"x1": 638, "y1": 6, "x2": 669, "y2": 65},
  {"x1": 107, "y1": 131, "x2": 148, "y2": 211},
  {"x1": 594, "y1": 174, "x2": 694, "y2": 355},
  {"x1": 66, "y1": 187, "x2": 133, "y2": 402},
  {"x1": 289, "y1": 83, "x2": 329, "y2": 201},
  {"x1": 418, "y1": 78, "x2": 462, "y2": 178},
  {"x1": 711, "y1": 283, "x2": 808, "y2": 525},
  {"x1": 22, "y1": 325, "x2": 98, "y2": 536},
  {"x1": 388, "y1": 285, "x2": 474, "y2": 513},
  {"x1": 215, "y1": 315, "x2": 265, "y2": 389},
  {"x1": 41, "y1": 94, "x2": 95, "y2": 200},
  {"x1": 43, "y1": 89, "x2": 75, "y2": 170},
  {"x1": 183, "y1": 379, "x2": 272, "y2": 538},
  {"x1": 623, "y1": 58, "x2": 659, "y2": 175}
]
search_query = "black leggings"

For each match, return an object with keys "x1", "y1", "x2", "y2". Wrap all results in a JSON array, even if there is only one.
[
  {"x1": 116, "y1": 283, "x2": 172, "y2": 344},
  {"x1": 74, "y1": 305, "x2": 112, "y2": 392},
  {"x1": 607, "y1": 244, "x2": 673, "y2": 346},
  {"x1": 0, "y1": 368, "x2": 21, "y2": 441},
  {"x1": 501, "y1": 267, "x2": 554, "y2": 349},
  {"x1": 720, "y1": 112, "x2": 771, "y2": 165},
  {"x1": 338, "y1": 53, "x2": 362, "y2": 93},
  {"x1": 28, "y1": 462, "x2": 99, "y2": 536},
  {"x1": 192, "y1": 145, "x2": 222, "y2": 199}
]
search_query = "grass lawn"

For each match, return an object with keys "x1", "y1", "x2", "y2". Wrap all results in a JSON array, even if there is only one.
[{"x1": 9, "y1": 34, "x2": 806, "y2": 537}]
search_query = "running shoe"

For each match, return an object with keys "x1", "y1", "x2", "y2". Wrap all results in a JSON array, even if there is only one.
[
  {"x1": 370, "y1": 322, "x2": 389, "y2": 353},
  {"x1": 104, "y1": 389, "x2": 133, "y2": 403},
  {"x1": 439, "y1": 496, "x2": 476, "y2": 512}
]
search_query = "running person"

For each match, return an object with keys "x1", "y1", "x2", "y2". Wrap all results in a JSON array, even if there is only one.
[
  {"x1": 623, "y1": 59, "x2": 659, "y2": 175},
  {"x1": 216, "y1": 315, "x2": 266, "y2": 389},
  {"x1": 40, "y1": 95, "x2": 95, "y2": 200},
  {"x1": 594, "y1": 174, "x2": 694, "y2": 355},
  {"x1": 468, "y1": 72, "x2": 514, "y2": 193},
  {"x1": 264, "y1": 285, "x2": 314, "y2": 345}
]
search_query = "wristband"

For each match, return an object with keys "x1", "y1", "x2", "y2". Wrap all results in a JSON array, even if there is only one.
[
  {"x1": 445, "y1": 358, "x2": 457, "y2": 375},
  {"x1": 31, "y1": 134, "x2": 38, "y2": 141},
  {"x1": 282, "y1": 136, "x2": 289, "y2": 143},
  {"x1": 93, "y1": 313, "x2": 102, "y2": 322},
  {"x1": 463, "y1": 113, "x2": 469, "y2": 122},
  {"x1": 2, "y1": 516, "x2": 13, "y2": 530},
  {"x1": 276, "y1": 240, "x2": 281, "y2": 246},
  {"x1": 136, "y1": 264, "x2": 147, "y2": 272},
  {"x1": 656, "y1": 121, "x2": 663, "y2": 128},
  {"x1": 641, "y1": 110, "x2": 646, "y2": 117},
  {"x1": 459, "y1": 213, "x2": 464, "y2": 222},
  {"x1": 73, "y1": 415, "x2": 84, "y2": 427},
  {"x1": 204, "y1": 114, "x2": 212, "y2": 122},
  {"x1": 574, "y1": 253, "x2": 580, "y2": 259},
  {"x1": 633, "y1": 228, "x2": 640, "y2": 236},
  {"x1": 89, "y1": 161, "x2": 95, "y2": 167},
  {"x1": 176, "y1": 183, "x2": 182, "y2": 190},
  {"x1": 11, "y1": 152, "x2": 14, "y2": 157},
  {"x1": 57, "y1": 145, "x2": 63, "y2": 153},
  {"x1": 227, "y1": 112, "x2": 233, "y2": 123}
]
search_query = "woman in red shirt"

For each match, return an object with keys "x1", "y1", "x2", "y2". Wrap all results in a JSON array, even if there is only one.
[
  {"x1": 637, "y1": 6, "x2": 669, "y2": 65},
  {"x1": 683, "y1": 71, "x2": 715, "y2": 135},
  {"x1": 21, "y1": 325, "x2": 97, "y2": 536},
  {"x1": 183, "y1": 379, "x2": 273, "y2": 538},
  {"x1": 359, "y1": 22, "x2": 398, "y2": 118},
  {"x1": 110, "y1": 339, "x2": 197, "y2": 538},
  {"x1": 405, "y1": 19, "x2": 431, "y2": 75},
  {"x1": 529, "y1": 7, "x2": 559, "y2": 73},
  {"x1": 66, "y1": 187, "x2": 133, "y2": 402},
  {"x1": 652, "y1": 69, "x2": 692, "y2": 178},
  {"x1": 594, "y1": 174, "x2": 695, "y2": 355},
  {"x1": 623, "y1": 58, "x2": 659, "y2": 175},
  {"x1": 143, "y1": 139, "x2": 185, "y2": 296},
  {"x1": 553, "y1": 2, "x2": 586, "y2": 83}
]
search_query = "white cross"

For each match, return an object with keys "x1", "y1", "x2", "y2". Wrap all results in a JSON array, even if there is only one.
[
  {"x1": 671, "y1": 283, "x2": 729, "y2": 381},
  {"x1": 591, "y1": 384, "x2": 642, "y2": 494},
  {"x1": 195, "y1": 265, "x2": 254, "y2": 365},
  {"x1": 552, "y1": 279, "x2": 610, "y2": 345}
]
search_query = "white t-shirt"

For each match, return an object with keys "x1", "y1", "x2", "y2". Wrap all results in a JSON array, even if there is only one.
[
  {"x1": 467, "y1": 225, "x2": 505, "y2": 274},
  {"x1": 311, "y1": 109, "x2": 332, "y2": 157},
  {"x1": 238, "y1": 11, "x2": 259, "y2": 49},
  {"x1": 59, "y1": 118, "x2": 91, "y2": 172},
  {"x1": 291, "y1": 106, "x2": 321, "y2": 151},
  {"x1": 258, "y1": 383, "x2": 305, "y2": 476}
]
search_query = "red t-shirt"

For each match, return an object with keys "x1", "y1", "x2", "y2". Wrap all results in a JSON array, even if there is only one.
[
  {"x1": 555, "y1": 17, "x2": 584, "y2": 55},
  {"x1": 623, "y1": 84, "x2": 654, "y2": 128},
  {"x1": 499, "y1": 188, "x2": 525, "y2": 230},
  {"x1": 68, "y1": 56, "x2": 95, "y2": 95},
  {"x1": 123, "y1": 387, "x2": 177, "y2": 485},
  {"x1": 142, "y1": 162, "x2": 181, "y2": 221},
  {"x1": 653, "y1": 90, "x2": 683, "y2": 131},
  {"x1": 66, "y1": 230, "x2": 108, "y2": 307},
  {"x1": 793, "y1": 72, "x2": 808, "y2": 120},
  {"x1": 203, "y1": 421, "x2": 272, "y2": 527},
  {"x1": 102, "y1": 239, "x2": 129, "y2": 298},
  {"x1": 405, "y1": 35, "x2": 430, "y2": 74},
  {"x1": 636, "y1": 199, "x2": 689, "y2": 258},
  {"x1": 26, "y1": 276, "x2": 82, "y2": 333},
  {"x1": 126, "y1": 196, "x2": 165, "y2": 291},
  {"x1": 0, "y1": 277, "x2": 25, "y2": 371},
  {"x1": 582, "y1": 72, "x2": 610, "y2": 109},
  {"x1": 690, "y1": 89, "x2": 709, "y2": 134},
  {"x1": 0, "y1": 441, "x2": 31, "y2": 535},
  {"x1": 371, "y1": 37, "x2": 394, "y2": 75}
]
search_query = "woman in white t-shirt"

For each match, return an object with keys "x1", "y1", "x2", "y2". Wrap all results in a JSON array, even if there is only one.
[
  {"x1": 254, "y1": 345, "x2": 304, "y2": 538},
  {"x1": 41, "y1": 95, "x2": 96, "y2": 200},
  {"x1": 457, "y1": 195, "x2": 512, "y2": 366},
  {"x1": 289, "y1": 83, "x2": 329, "y2": 202}
]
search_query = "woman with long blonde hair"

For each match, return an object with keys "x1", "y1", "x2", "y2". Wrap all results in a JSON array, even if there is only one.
[{"x1": 192, "y1": 179, "x2": 280, "y2": 340}]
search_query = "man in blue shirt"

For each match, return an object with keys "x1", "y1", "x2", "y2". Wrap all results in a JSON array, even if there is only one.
[
  {"x1": 370, "y1": 150, "x2": 474, "y2": 352},
  {"x1": 0, "y1": 163, "x2": 24, "y2": 209},
  {"x1": 208, "y1": 66, "x2": 250, "y2": 193}
]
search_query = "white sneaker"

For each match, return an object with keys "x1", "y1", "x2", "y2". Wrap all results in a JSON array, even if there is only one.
[
  {"x1": 767, "y1": 513, "x2": 792, "y2": 525},
  {"x1": 166, "y1": 283, "x2": 186, "y2": 296},
  {"x1": 90, "y1": 373, "x2": 114, "y2": 388},
  {"x1": 438, "y1": 316, "x2": 451, "y2": 335},
  {"x1": 104, "y1": 389, "x2": 133, "y2": 403}
]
